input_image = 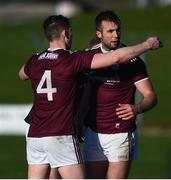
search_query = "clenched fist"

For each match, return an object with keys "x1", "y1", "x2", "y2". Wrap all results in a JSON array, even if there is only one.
[{"x1": 144, "y1": 37, "x2": 163, "y2": 50}]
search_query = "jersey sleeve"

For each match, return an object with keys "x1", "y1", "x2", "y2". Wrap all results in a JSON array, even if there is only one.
[
  {"x1": 70, "y1": 50, "x2": 96, "y2": 74},
  {"x1": 130, "y1": 57, "x2": 148, "y2": 83},
  {"x1": 24, "y1": 54, "x2": 36, "y2": 77}
]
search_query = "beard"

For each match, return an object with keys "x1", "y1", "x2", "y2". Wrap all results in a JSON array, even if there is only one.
[
  {"x1": 101, "y1": 37, "x2": 120, "y2": 50},
  {"x1": 105, "y1": 41, "x2": 119, "y2": 50}
]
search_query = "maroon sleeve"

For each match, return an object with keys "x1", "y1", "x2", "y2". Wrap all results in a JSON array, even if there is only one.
[
  {"x1": 70, "y1": 50, "x2": 97, "y2": 74},
  {"x1": 24, "y1": 55, "x2": 36, "y2": 77},
  {"x1": 130, "y1": 57, "x2": 148, "y2": 83}
]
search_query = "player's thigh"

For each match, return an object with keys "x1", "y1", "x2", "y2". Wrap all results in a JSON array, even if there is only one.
[
  {"x1": 104, "y1": 132, "x2": 135, "y2": 162},
  {"x1": 26, "y1": 137, "x2": 51, "y2": 178},
  {"x1": 103, "y1": 132, "x2": 134, "y2": 179},
  {"x1": 85, "y1": 160, "x2": 108, "y2": 179},
  {"x1": 58, "y1": 163, "x2": 85, "y2": 179},
  {"x1": 83, "y1": 128, "x2": 108, "y2": 178},
  {"x1": 26, "y1": 137, "x2": 50, "y2": 164},
  {"x1": 49, "y1": 168, "x2": 61, "y2": 179},
  {"x1": 107, "y1": 160, "x2": 132, "y2": 179},
  {"x1": 84, "y1": 129, "x2": 135, "y2": 162},
  {"x1": 28, "y1": 164, "x2": 50, "y2": 179},
  {"x1": 44, "y1": 135, "x2": 83, "y2": 168}
]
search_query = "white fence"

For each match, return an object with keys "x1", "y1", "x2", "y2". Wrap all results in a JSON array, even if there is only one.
[{"x1": 0, "y1": 104, "x2": 32, "y2": 135}]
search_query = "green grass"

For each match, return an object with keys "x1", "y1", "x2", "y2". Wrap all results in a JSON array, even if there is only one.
[
  {"x1": 129, "y1": 132, "x2": 171, "y2": 178},
  {"x1": 0, "y1": 133, "x2": 170, "y2": 178},
  {"x1": 0, "y1": 7, "x2": 170, "y2": 178},
  {"x1": 0, "y1": 136, "x2": 27, "y2": 178},
  {"x1": 0, "y1": 6, "x2": 171, "y2": 124},
  {"x1": 0, "y1": 6, "x2": 170, "y2": 178}
]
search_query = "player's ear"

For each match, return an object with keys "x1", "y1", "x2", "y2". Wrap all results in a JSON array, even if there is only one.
[
  {"x1": 61, "y1": 30, "x2": 66, "y2": 38},
  {"x1": 65, "y1": 30, "x2": 70, "y2": 39},
  {"x1": 96, "y1": 30, "x2": 102, "y2": 39}
]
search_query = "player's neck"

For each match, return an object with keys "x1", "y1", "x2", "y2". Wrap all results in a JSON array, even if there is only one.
[
  {"x1": 49, "y1": 40, "x2": 66, "y2": 50},
  {"x1": 100, "y1": 43, "x2": 110, "y2": 53}
]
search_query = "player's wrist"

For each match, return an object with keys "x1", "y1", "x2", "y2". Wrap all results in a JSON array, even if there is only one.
[{"x1": 142, "y1": 41, "x2": 151, "y2": 50}]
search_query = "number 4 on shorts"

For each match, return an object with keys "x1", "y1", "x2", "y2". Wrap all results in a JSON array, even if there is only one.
[{"x1": 36, "y1": 70, "x2": 57, "y2": 101}]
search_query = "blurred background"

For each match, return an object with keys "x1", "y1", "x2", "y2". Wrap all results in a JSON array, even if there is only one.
[{"x1": 0, "y1": 0, "x2": 171, "y2": 178}]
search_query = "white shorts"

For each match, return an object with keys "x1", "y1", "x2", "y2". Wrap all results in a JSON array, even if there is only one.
[
  {"x1": 27, "y1": 135, "x2": 83, "y2": 168},
  {"x1": 83, "y1": 128, "x2": 135, "y2": 162}
]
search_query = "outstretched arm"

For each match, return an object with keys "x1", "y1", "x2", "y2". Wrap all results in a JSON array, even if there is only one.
[
  {"x1": 19, "y1": 65, "x2": 29, "y2": 80},
  {"x1": 91, "y1": 37, "x2": 162, "y2": 69}
]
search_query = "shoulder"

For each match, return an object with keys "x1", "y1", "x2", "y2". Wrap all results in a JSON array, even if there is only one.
[
  {"x1": 85, "y1": 43, "x2": 101, "y2": 52},
  {"x1": 71, "y1": 49, "x2": 95, "y2": 56},
  {"x1": 29, "y1": 49, "x2": 47, "y2": 61},
  {"x1": 27, "y1": 53, "x2": 38, "y2": 62},
  {"x1": 35, "y1": 49, "x2": 47, "y2": 56},
  {"x1": 90, "y1": 43, "x2": 101, "y2": 50}
]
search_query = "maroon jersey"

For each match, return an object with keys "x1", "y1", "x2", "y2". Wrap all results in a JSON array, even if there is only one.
[
  {"x1": 86, "y1": 43, "x2": 148, "y2": 133},
  {"x1": 24, "y1": 48, "x2": 95, "y2": 137}
]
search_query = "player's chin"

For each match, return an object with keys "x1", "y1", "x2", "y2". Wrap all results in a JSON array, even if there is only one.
[{"x1": 110, "y1": 42, "x2": 118, "y2": 49}]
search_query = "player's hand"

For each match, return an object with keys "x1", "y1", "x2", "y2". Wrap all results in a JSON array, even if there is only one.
[
  {"x1": 144, "y1": 37, "x2": 163, "y2": 50},
  {"x1": 116, "y1": 103, "x2": 137, "y2": 120}
]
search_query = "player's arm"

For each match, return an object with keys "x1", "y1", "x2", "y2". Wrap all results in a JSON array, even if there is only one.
[
  {"x1": 19, "y1": 64, "x2": 29, "y2": 80},
  {"x1": 134, "y1": 79, "x2": 157, "y2": 114},
  {"x1": 116, "y1": 79, "x2": 157, "y2": 120},
  {"x1": 91, "y1": 37, "x2": 162, "y2": 69}
]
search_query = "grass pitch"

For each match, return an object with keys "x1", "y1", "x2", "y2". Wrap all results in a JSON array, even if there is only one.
[
  {"x1": 0, "y1": 133, "x2": 171, "y2": 179},
  {"x1": 0, "y1": 6, "x2": 171, "y2": 179}
]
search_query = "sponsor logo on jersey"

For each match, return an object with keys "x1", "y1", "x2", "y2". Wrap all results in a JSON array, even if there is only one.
[
  {"x1": 115, "y1": 123, "x2": 120, "y2": 128},
  {"x1": 38, "y1": 52, "x2": 58, "y2": 60},
  {"x1": 104, "y1": 79, "x2": 120, "y2": 85}
]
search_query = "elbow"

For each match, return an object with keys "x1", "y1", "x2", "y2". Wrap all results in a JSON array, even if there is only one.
[
  {"x1": 19, "y1": 72, "x2": 23, "y2": 80},
  {"x1": 19, "y1": 65, "x2": 29, "y2": 80},
  {"x1": 114, "y1": 55, "x2": 123, "y2": 64},
  {"x1": 150, "y1": 93, "x2": 158, "y2": 108},
  {"x1": 18, "y1": 71, "x2": 24, "y2": 80},
  {"x1": 19, "y1": 68, "x2": 29, "y2": 81},
  {"x1": 19, "y1": 74, "x2": 29, "y2": 81},
  {"x1": 19, "y1": 76, "x2": 25, "y2": 81},
  {"x1": 111, "y1": 53, "x2": 120, "y2": 64}
]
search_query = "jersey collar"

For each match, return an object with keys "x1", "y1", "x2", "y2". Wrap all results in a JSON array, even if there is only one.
[
  {"x1": 48, "y1": 48, "x2": 65, "y2": 51},
  {"x1": 100, "y1": 43, "x2": 109, "y2": 53},
  {"x1": 100, "y1": 42, "x2": 123, "y2": 53}
]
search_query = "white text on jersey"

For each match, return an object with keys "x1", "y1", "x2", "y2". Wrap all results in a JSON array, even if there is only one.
[{"x1": 38, "y1": 52, "x2": 58, "y2": 60}]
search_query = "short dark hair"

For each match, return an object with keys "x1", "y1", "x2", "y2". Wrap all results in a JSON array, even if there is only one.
[
  {"x1": 95, "y1": 10, "x2": 121, "y2": 31},
  {"x1": 43, "y1": 15, "x2": 71, "y2": 41}
]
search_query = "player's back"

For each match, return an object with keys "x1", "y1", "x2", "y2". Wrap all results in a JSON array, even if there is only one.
[
  {"x1": 25, "y1": 48, "x2": 77, "y2": 137},
  {"x1": 24, "y1": 47, "x2": 95, "y2": 137}
]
